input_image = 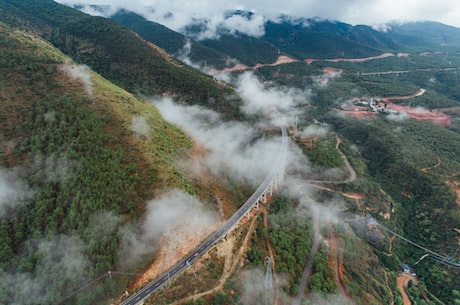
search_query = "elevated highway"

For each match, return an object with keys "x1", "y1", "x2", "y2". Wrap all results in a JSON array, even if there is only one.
[{"x1": 120, "y1": 115, "x2": 288, "y2": 305}]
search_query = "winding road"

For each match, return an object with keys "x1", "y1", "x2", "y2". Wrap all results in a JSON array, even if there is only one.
[
  {"x1": 119, "y1": 116, "x2": 288, "y2": 305},
  {"x1": 292, "y1": 225, "x2": 321, "y2": 305}
]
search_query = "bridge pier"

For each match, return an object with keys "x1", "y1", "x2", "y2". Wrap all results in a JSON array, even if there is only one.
[
  {"x1": 274, "y1": 171, "x2": 284, "y2": 188},
  {"x1": 243, "y1": 164, "x2": 285, "y2": 220},
  {"x1": 261, "y1": 192, "x2": 267, "y2": 203},
  {"x1": 268, "y1": 181, "x2": 273, "y2": 196}
]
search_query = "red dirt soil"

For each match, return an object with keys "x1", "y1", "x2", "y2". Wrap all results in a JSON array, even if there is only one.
[
  {"x1": 342, "y1": 193, "x2": 364, "y2": 200},
  {"x1": 386, "y1": 103, "x2": 451, "y2": 127},
  {"x1": 210, "y1": 63, "x2": 249, "y2": 74},
  {"x1": 338, "y1": 109, "x2": 376, "y2": 119},
  {"x1": 340, "y1": 88, "x2": 452, "y2": 126},
  {"x1": 340, "y1": 104, "x2": 452, "y2": 127},
  {"x1": 209, "y1": 55, "x2": 298, "y2": 74},
  {"x1": 397, "y1": 273, "x2": 418, "y2": 305},
  {"x1": 323, "y1": 67, "x2": 342, "y2": 74},
  {"x1": 328, "y1": 233, "x2": 353, "y2": 302},
  {"x1": 125, "y1": 142, "x2": 237, "y2": 293},
  {"x1": 306, "y1": 52, "x2": 409, "y2": 64},
  {"x1": 447, "y1": 180, "x2": 460, "y2": 205}
]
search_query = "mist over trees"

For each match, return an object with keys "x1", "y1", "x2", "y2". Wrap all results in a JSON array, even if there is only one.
[{"x1": 0, "y1": 1, "x2": 459, "y2": 304}]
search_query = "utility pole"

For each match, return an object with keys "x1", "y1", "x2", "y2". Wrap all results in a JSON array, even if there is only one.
[
  {"x1": 264, "y1": 256, "x2": 274, "y2": 305},
  {"x1": 264, "y1": 256, "x2": 273, "y2": 290},
  {"x1": 215, "y1": 196, "x2": 223, "y2": 216}
]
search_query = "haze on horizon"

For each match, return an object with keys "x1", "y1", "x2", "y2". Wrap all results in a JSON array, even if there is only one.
[{"x1": 57, "y1": 0, "x2": 460, "y2": 33}]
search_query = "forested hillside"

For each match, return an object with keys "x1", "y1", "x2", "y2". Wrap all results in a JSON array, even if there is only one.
[
  {"x1": 110, "y1": 11, "x2": 232, "y2": 69},
  {"x1": 111, "y1": 8, "x2": 460, "y2": 71},
  {"x1": 0, "y1": 1, "x2": 459, "y2": 305},
  {"x1": 326, "y1": 115, "x2": 460, "y2": 303},
  {"x1": 387, "y1": 21, "x2": 460, "y2": 49},
  {"x1": 0, "y1": 21, "x2": 204, "y2": 304},
  {"x1": 111, "y1": 10, "x2": 397, "y2": 66},
  {"x1": 0, "y1": 0, "x2": 240, "y2": 118}
]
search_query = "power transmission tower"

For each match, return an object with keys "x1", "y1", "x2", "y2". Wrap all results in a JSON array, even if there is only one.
[
  {"x1": 263, "y1": 256, "x2": 275, "y2": 305},
  {"x1": 264, "y1": 256, "x2": 273, "y2": 291}
]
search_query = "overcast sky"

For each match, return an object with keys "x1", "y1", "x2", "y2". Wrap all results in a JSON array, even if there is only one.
[{"x1": 57, "y1": 0, "x2": 460, "y2": 31}]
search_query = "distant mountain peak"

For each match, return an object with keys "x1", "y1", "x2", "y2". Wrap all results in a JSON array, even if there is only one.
[
  {"x1": 275, "y1": 15, "x2": 335, "y2": 27},
  {"x1": 182, "y1": 9, "x2": 266, "y2": 41},
  {"x1": 223, "y1": 9, "x2": 256, "y2": 20},
  {"x1": 72, "y1": 4, "x2": 115, "y2": 17}
]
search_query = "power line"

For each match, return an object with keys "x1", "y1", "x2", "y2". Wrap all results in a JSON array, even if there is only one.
[
  {"x1": 264, "y1": 256, "x2": 273, "y2": 291},
  {"x1": 352, "y1": 214, "x2": 460, "y2": 268},
  {"x1": 53, "y1": 272, "x2": 110, "y2": 305},
  {"x1": 52, "y1": 270, "x2": 145, "y2": 305}
]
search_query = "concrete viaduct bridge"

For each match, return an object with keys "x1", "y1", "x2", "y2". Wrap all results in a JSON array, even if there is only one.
[{"x1": 120, "y1": 114, "x2": 288, "y2": 305}]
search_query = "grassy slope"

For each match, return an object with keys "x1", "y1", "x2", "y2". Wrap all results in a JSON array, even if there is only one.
[{"x1": 0, "y1": 23, "x2": 199, "y2": 305}]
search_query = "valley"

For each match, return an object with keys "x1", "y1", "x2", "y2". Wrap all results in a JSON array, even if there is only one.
[
  {"x1": 209, "y1": 52, "x2": 411, "y2": 74},
  {"x1": 0, "y1": 1, "x2": 459, "y2": 305}
]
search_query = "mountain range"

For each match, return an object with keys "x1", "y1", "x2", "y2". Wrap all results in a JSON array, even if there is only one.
[
  {"x1": 109, "y1": 9, "x2": 460, "y2": 67},
  {"x1": 0, "y1": 1, "x2": 459, "y2": 305}
]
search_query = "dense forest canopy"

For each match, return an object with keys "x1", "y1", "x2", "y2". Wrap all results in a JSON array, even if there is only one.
[{"x1": 0, "y1": 0, "x2": 459, "y2": 304}]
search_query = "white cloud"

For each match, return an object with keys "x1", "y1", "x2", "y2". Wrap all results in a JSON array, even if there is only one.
[
  {"x1": 286, "y1": 179, "x2": 344, "y2": 228},
  {"x1": 60, "y1": 64, "x2": 93, "y2": 95},
  {"x1": 184, "y1": 12, "x2": 266, "y2": 40},
  {"x1": 300, "y1": 124, "x2": 329, "y2": 138},
  {"x1": 119, "y1": 189, "x2": 218, "y2": 264},
  {"x1": 0, "y1": 171, "x2": 20, "y2": 215},
  {"x1": 237, "y1": 72, "x2": 307, "y2": 116},
  {"x1": 352, "y1": 0, "x2": 460, "y2": 28},
  {"x1": 152, "y1": 97, "x2": 278, "y2": 185},
  {"x1": 0, "y1": 169, "x2": 33, "y2": 217},
  {"x1": 238, "y1": 268, "x2": 278, "y2": 305},
  {"x1": 131, "y1": 115, "x2": 150, "y2": 137},
  {"x1": 312, "y1": 70, "x2": 343, "y2": 89},
  {"x1": 219, "y1": 13, "x2": 266, "y2": 37},
  {"x1": 0, "y1": 235, "x2": 91, "y2": 304},
  {"x1": 152, "y1": 71, "x2": 311, "y2": 186},
  {"x1": 385, "y1": 111, "x2": 410, "y2": 122},
  {"x1": 56, "y1": 0, "x2": 460, "y2": 31}
]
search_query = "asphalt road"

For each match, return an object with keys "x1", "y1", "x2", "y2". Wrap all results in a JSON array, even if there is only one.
[
  {"x1": 120, "y1": 121, "x2": 288, "y2": 305},
  {"x1": 292, "y1": 229, "x2": 320, "y2": 305}
]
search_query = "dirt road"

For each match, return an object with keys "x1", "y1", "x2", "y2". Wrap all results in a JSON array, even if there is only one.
[{"x1": 397, "y1": 273, "x2": 417, "y2": 305}]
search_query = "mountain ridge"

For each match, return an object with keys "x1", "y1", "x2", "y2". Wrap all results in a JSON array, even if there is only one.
[
  {"x1": 0, "y1": 20, "x2": 207, "y2": 304},
  {"x1": 0, "y1": 0, "x2": 239, "y2": 117},
  {"x1": 0, "y1": 1, "x2": 459, "y2": 305},
  {"x1": 108, "y1": 8, "x2": 460, "y2": 69}
]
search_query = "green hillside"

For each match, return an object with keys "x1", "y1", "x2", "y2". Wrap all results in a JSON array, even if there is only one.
[
  {"x1": 109, "y1": 9, "x2": 460, "y2": 70},
  {"x1": 0, "y1": 22, "x2": 200, "y2": 304},
  {"x1": 111, "y1": 10, "x2": 232, "y2": 69},
  {"x1": 249, "y1": 46, "x2": 460, "y2": 303},
  {"x1": 0, "y1": 0, "x2": 240, "y2": 117},
  {"x1": 200, "y1": 34, "x2": 280, "y2": 66},
  {"x1": 387, "y1": 21, "x2": 460, "y2": 50},
  {"x1": 262, "y1": 20, "x2": 389, "y2": 59},
  {"x1": 0, "y1": 1, "x2": 459, "y2": 305},
  {"x1": 111, "y1": 9, "x2": 403, "y2": 67}
]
